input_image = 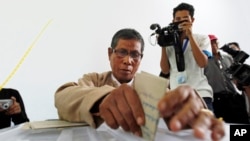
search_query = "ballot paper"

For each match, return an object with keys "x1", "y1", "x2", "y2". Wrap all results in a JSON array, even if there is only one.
[
  {"x1": 134, "y1": 71, "x2": 169, "y2": 141},
  {"x1": 22, "y1": 119, "x2": 88, "y2": 129}
]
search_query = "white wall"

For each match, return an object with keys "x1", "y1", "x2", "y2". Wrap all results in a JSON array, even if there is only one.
[{"x1": 0, "y1": 0, "x2": 249, "y2": 121}]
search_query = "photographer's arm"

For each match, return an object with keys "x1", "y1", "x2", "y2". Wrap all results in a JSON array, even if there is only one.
[
  {"x1": 188, "y1": 34, "x2": 208, "y2": 68},
  {"x1": 6, "y1": 89, "x2": 29, "y2": 125},
  {"x1": 160, "y1": 47, "x2": 170, "y2": 74},
  {"x1": 181, "y1": 21, "x2": 208, "y2": 68},
  {"x1": 10, "y1": 96, "x2": 30, "y2": 125}
]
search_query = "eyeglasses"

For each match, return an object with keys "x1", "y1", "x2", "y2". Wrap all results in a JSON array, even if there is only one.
[{"x1": 113, "y1": 48, "x2": 143, "y2": 60}]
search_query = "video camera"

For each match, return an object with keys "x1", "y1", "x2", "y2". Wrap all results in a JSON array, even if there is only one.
[
  {"x1": 150, "y1": 20, "x2": 186, "y2": 47},
  {"x1": 150, "y1": 21, "x2": 187, "y2": 72},
  {"x1": 220, "y1": 44, "x2": 250, "y2": 88}
]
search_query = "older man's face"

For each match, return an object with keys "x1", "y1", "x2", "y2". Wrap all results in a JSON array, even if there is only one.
[{"x1": 108, "y1": 39, "x2": 142, "y2": 83}]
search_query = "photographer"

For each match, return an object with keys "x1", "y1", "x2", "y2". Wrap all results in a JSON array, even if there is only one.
[
  {"x1": 158, "y1": 3, "x2": 213, "y2": 110},
  {"x1": 205, "y1": 35, "x2": 249, "y2": 124},
  {"x1": 0, "y1": 88, "x2": 29, "y2": 129}
]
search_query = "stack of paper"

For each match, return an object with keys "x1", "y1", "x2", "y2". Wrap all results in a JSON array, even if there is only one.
[{"x1": 22, "y1": 119, "x2": 88, "y2": 129}]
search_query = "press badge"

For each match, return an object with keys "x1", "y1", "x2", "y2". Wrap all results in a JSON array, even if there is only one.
[{"x1": 176, "y1": 71, "x2": 187, "y2": 84}]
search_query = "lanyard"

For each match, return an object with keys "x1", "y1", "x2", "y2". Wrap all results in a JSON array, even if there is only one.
[{"x1": 182, "y1": 39, "x2": 189, "y2": 52}]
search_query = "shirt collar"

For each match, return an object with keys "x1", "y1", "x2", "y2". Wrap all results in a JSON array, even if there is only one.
[{"x1": 111, "y1": 73, "x2": 133, "y2": 86}]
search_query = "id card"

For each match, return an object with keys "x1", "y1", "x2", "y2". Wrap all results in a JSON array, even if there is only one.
[{"x1": 176, "y1": 71, "x2": 187, "y2": 84}]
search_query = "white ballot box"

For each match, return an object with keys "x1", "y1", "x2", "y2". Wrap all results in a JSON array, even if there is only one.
[{"x1": 0, "y1": 119, "x2": 229, "y2": 141}]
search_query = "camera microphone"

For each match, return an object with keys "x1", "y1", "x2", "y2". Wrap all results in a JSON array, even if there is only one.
[
  {"x1": 150, "y1": 24, "x2": 161, "y2": 34},
  {"x1": 150, "y1": 24, "x2": 158, "y2": 30}
]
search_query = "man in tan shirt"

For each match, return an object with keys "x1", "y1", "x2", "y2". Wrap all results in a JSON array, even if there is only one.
[{"x1": 55, "y1": 28, "x2": 224, "y2": 140}]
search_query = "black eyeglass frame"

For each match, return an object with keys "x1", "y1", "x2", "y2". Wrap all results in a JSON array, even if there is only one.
[{"x1": 112, "y1": 48, "x2": 143, "y2": 60}]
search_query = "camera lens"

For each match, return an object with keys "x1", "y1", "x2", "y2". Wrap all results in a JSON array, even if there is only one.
[{"x1": 2, "y1": 103, "x2": 9, "y2": 110}]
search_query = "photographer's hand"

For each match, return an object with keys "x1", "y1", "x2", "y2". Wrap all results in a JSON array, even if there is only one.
[
  {"x1": 6, "y1": 97, "x2": 21, "y2": 115},
  {"x1": 179, "y1": 21, "x2": 193, "y2": 37}
]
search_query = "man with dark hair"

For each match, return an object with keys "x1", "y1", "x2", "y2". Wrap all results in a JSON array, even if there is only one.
[
  {"x1": 173, "y1": 2, "x2": 195, "y2": 18},
  {"x1": 55, "y1": 28, "x2": 225, "y2": 140},
  {"x1": 160, "y1": 3, "x2": 213, "y2": 110}
]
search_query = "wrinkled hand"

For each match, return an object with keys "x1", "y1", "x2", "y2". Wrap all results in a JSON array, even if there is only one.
[
  {"x1": 193, "y1": 109, "x2": 225, "y2": 141},
  {"x1": 99, "y1": 84, "x2": 145, "y2": 136},
  {"x1": 6, "y1": 96, "x2": 21, "y2": 115},
  {"x1": 158, "y1": 84, "x2": 225, "y2": 141}
]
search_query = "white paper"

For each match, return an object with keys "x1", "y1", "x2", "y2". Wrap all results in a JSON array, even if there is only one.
[
  {"x1": 22, "y1": 119, "x2": 88, "y2": 129},
  {"x1": 134, "y1": 71, "x2": 169, "y2": 141}
]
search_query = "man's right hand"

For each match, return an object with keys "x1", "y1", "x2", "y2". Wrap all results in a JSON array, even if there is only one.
[{"x1": 99, "y1": 84, "x2": 145, "y2": 136}]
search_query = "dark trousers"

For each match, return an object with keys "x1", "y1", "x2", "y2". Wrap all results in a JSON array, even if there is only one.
[{"x1": 213, "y1": 92, "x2": 249, "y2": 124}]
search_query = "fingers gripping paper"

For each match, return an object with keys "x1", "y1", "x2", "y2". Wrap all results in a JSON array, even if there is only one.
[{"x1": 134, "y1": 71, "x2": 169, "y2": 141}]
